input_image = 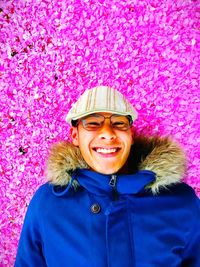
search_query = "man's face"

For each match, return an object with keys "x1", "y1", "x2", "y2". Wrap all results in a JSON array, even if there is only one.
[{"x1": 70, "y1": 112, "x2": 134, "y2": 174}]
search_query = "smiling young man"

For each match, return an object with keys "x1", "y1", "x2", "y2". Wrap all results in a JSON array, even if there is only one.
[
  {"x1": 15, "y1": 86, "x2": 200, "y2": 267},
  {"x1": 70, "y1": 112, "x2": 134, "y2": 174}
]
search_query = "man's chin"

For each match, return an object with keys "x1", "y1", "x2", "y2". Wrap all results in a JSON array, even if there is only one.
[{"x1": 93, "y1": 166, "x2": 121, "y2": 175}]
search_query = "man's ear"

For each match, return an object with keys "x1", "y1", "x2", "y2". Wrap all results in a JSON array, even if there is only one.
[{"x1": 70, "y1": 127, "x2": 79, "y2": 146}]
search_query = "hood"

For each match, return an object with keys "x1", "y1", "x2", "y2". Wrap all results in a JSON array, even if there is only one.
[{"x1": 46, "y1": 135, "x2": 187, "y2": 194}]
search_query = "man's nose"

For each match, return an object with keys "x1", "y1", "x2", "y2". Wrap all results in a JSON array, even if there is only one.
[{"x1": 98, "y1": 122, "x2": 117, "y2": 140}]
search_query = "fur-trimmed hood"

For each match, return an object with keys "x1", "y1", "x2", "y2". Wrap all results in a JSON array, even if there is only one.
[{"x1": 46, "y1": 136, "x2": 187, "y2": 194}]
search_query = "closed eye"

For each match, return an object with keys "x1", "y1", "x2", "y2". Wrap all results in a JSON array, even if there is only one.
[
  {"x1": 87, "y1": 122, "x2": 101, "y2": 126},
  {"x1": 112, "y1": 122, "x2": 126, "y2": 126}
]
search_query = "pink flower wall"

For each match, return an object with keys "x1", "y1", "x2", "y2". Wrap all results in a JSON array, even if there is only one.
[{"x1": 0, "y1": 0, "x2": 200, "y2": 265}]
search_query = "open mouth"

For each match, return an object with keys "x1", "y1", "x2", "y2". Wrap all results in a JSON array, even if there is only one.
[{"x1": 93, "y1": 147, "x2": 121, "y2": 154}]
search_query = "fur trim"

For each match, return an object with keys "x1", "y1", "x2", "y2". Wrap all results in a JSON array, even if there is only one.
[
  {"x1": 46, "y1": 136, "x2": 186, "y2": 194},
  {"x1": 46, "y1": 142, "x2": 88, "y2": 186},
  {"x1": 130, "y1": 136, "x2": 187, "y2": 194}
]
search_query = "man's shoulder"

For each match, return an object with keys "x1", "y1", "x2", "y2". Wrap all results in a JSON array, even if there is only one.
[
  {"x1": 172, "y1": 182, "x2": 199, "y2": 197},
  {"x1": 30, "y1": 182, "x2": 77, "y2": 206},
  {"x1": 165, "y1": 182, "x2": 200, "y2": 211},
  {"x1": 27, "y1": 183, "x2": 55, "y2": 211},
  {"x1": 32, "y1": 183, "x2": 53, "y2": 199}
]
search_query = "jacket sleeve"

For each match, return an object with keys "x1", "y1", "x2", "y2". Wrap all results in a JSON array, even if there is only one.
[
  {"x1": 14, "y1": 188, "x2": 47, "y2": 267},
  {"x1": 182, "y1": 198, "x2": 200, "y2": 267}
]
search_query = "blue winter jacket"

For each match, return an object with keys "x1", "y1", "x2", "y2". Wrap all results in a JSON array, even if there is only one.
[{"x1": 14, "y1": 136, "x2": 200, "y2": 267}]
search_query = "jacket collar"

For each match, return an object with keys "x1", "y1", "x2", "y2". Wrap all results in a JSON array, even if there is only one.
[
  {"x1": 73, "y1": 169, "x2": 156, "y2": 196},
  {"x1": 46, "y1": 135, "x2": 186, "y2": 194}
]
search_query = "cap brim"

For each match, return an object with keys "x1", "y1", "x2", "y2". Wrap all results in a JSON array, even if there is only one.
[{"x1": 66, "y1": 109, "x2": 138, "y2": 124}]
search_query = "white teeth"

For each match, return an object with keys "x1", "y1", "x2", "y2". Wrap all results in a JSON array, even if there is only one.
[{"x1": 96, "y1": 148, "x2": 117, "y2": 154}]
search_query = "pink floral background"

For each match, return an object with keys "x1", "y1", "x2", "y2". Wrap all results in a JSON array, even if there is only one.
[{"x1": 0, "y1": 0, "x2": 200, "y2": 266}]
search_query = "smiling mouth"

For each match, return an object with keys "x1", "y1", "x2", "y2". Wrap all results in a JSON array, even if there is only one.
[{"x1": 93, "y1": 147, "x2": 121, "y2": 154}]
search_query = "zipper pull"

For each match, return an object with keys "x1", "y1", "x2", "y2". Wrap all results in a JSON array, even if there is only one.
[
  {"x1": 109, "y1": 175, "x2": 117, "y2": 187},
  {"x1": 109, "y1": 175, "x2": 118, "y2": 201}
]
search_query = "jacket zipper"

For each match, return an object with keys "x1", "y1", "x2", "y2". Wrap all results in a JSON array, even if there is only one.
[{"x1": 109, "y1": 174, "x2": 118, "y2": 200}]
